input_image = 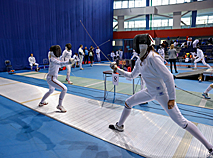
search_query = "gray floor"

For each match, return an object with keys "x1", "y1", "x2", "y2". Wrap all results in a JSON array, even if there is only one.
[{"x1": 1, "y1": 76, "x2": 213, "y2": 157}]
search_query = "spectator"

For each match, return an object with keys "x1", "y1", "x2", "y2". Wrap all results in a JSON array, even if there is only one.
[
  {"x1": 84, "y1": 47, "x2": 89, "y2": 64},
  {"x1": 168, "y1": 44, "x2": 178, "y2": 73}
]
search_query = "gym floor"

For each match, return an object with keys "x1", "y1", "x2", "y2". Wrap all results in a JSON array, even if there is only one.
[{"x1": 0, "y1": 62, "x2": 213, "y2": 158}]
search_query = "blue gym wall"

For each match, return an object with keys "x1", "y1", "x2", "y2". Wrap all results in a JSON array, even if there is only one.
[{"x1": 0, "y1": 0, "x2": 113, "y2": 71}]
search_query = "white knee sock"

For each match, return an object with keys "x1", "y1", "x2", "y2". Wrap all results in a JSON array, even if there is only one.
[
  {"x1": 204, "y1": 84, "x2": 213, "y2": 94},
  {"x1": 41, "y1": 91, "x2": 51, "y2": 103},
  {"x1": 185, "y1": 121, "x2": 213, "y2": 150},
  {"x1": 58, "y1": 90, "x2": 66, "y2": 106},
  {"x1": 118, "y1": 107, "x2": 131, "y2": 127}
]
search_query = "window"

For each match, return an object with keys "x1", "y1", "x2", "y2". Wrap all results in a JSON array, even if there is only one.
[
  {"x1": 161, "y1": 19, "x2": 168, "y2": 26},
  {"x1": 135, "y1": 20, "x2": 146, "y2": 28},
  {"x1": 196, "y1": 16, "x2": 208, "y2": 25},
  {"x1": 112, "y1": 41, "x2": 115, "y2": 46},
  {"x1": 151, "y1": 0, "x2": 161, "y2": 6},
  {"x1": 122, "y1": 1, "x2": 128, "y2": 8},
  {"x1": 169, "y1": 19, "x2": 173, "y2": 26},
  {"x1": 114, "y1": 1, "x2": 122, "y2": 9},
  {"x1": 176, "y1": 0, "x2": 184, "y2": 4},
  {"x1": 129, "y1": 21, "x2": 135, "y2": 28},
  {"x1": 169, "y1": 0, "x2": 176, "y2": 4},
  {"x1": 124, "y1": 21, "x2": 129, "y2": 28},
  {"x1": 135, "y1": 0, "x2": 146, "y2": 7},
  {"x1": 152, "y1": 19, "x2": 162, "y2": 27},
  {"x1": 181, "y1": 17, "x2": 190, "y2": 26},
  {"x1": 208, "y1": 16, "x2": 213, "y2": 23},
  {"x1": 162, "y1": 0, "x2": 169, "y2": 5},
  {"x1": 129, "y1": 0, "x2": 135, "y2": 8}
]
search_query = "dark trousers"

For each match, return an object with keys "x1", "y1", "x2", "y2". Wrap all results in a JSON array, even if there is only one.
[
  {"x1": 89, "y1": 56, "x2": 93, "y2": 63},
  {"x1": 84, "y1": 55, "x2": 89, "y2": 64},
  {"x1": 169, "y1": 59, "x2": 178, "y2": 73}
]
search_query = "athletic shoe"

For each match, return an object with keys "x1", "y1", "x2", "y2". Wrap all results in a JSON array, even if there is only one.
[
  {"x1": 57, "y1": 105, "x2": 67, "y2": 112},
  {"x1": 38, "y1": 101, "x2": 48, "y2": 107},
  {"x1": 202, "y1": 93, "x2": 211, "y2": 99},
  {"x1": 80, "y1": 68, "x2": 84, "y2": 70},
  {"x1": 109, "y1": 122, "x2": 124, "y2": 132},
  {"x1": 68, "y1": 81, "x2": 73, "y2": 84},
  {"x1": 207, "y1": 148, "x2": 213, "y2": 157}
]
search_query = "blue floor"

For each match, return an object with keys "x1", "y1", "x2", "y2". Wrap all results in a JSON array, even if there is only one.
[{"x1": 0, "y1": 62, "x2": 213, "y2": 158}]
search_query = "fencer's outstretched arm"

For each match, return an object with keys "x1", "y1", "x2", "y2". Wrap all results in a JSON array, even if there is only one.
[
  {"x1": 50, "y1": 57, "x2": 73, "y2": 66},
  {"x1": 111, "y1": 59, "x2": 140, "y2": 79},
  {"x1": 150, "y1": 54, "x2": 176, "y2": 100}
]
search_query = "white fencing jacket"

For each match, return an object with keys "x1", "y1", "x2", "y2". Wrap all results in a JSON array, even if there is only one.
[
  {"x1": 61, "y1": 50, "x2": 72, "y2": 61},
  {"x1": 117, "y1": 50, "x2": 176, "y2": 100},
  {"x1": 196, "y1": 48, "x2": 204, "y2": 59},
  {"x1": 28, "y1": 56, "x2": 36, "y2": 64},
  {"x1": 48, "y1": 52, "x2": 70, "y2": 77}
]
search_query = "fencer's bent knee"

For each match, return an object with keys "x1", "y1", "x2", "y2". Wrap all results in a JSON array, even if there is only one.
[
  {"x1": 125, "y1": 102, "x2": 132, "y2": 109},
  {"x1": 63, "y1": 87, "x2": 67, "y2": 92},
  {"x1": 49, "y1": 88, "x2": 54, "y2": 94}
]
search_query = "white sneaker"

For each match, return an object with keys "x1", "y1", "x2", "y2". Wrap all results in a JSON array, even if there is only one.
[
  {"x1": 207, "y1": 148, "x2": 213, "y2": 158},
  {"x1": 68, "y1": 81, "x2": 73, "y2": 84},
  {"x1": 109, "y1": 122, "x2": 124, "y2": 132},
  {"x1": 38, "y1": 101, "x2": 48, "y2": 107},
  {"x1": 57, "y1": 105, "x2": 67, "y2": 112}
]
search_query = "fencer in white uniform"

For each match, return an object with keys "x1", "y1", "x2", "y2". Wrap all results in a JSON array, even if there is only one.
[
  {"x1": 130, "y1": 49, "x2": 138, "y2": 60},
  {"x1": 193, "y1": 39, "x2": 199, "y2": 48},
  {"x1": 78, "y1": 45, "x2": 84, "y2": 70},
  {"x1": 96, "y1": 46, "x2": 101, "y2": 62},
  {"x1": 111, "y1": 51, "x2": 115, "y2": 61},
  {"x1": 109, "y1": 34, "x2": 213, "y2": 155},
  {"x1": 158, "y1": 45, "x2": 165, "y2": 60},
  {"x1": 61, "y1": 43, "x2": 73, "y2": 84},
  {"x1": 28, "y1": 53, "x2": 39, "y2": 70},
  {"x1": 39, "y1": 45, "x2": 75, "y2": 112},
  {"x1": 194, "y1": 47, "x2": 211, "y2": 69}
]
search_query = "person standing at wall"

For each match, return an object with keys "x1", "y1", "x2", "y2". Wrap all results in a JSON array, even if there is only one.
[
  {"x1": 78, "y1": 45, "x2": 84, "y2": 70},
  {"x1": 96, "y1": 46, "x2": 101, "y2": 62},
  {"x1": 84, "y1": 47, "x2": 89, "y2": 64},
  {"x1": 89, "y1": 46, "x2": 94, "y2": 66}
]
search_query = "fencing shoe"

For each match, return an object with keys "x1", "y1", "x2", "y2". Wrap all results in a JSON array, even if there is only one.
[
  {"x1": 39, "y1": 101, "x2": 48, "y2": 107},
  {"x1": 202, "y1": 93, "x2": 211, "y2": 99},
  {"x1": 109, "y1": 122, "x2": 124, "y2": 132},
  {"x1": 57, "y1": 105, "x2": 67, "y2": 112},
  {"x1": 207, "y1": 148, "x2": 213, "y2": 157}
]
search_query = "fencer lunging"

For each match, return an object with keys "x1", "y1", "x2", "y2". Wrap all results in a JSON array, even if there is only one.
[
  {"x1": 194, "y1": 47, "x2": 212, "y2": 69},
  {"x1": 61, "y1": 43, "x2": 73, "y2": 84},
  {"x1": 109, "y1": 34, "x2": 213, "y2": 155},
  {"x1": 39, "y1": 45, "x2": 75, "y2": 112}
]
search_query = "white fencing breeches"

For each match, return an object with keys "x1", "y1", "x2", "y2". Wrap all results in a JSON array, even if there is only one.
[
  {"x1": 194, "y1": 57, "x2": 211, "y2": 69},
  {"x1": 97, "y1": 55, "x2": 101, "y2": 62},
  {"x1": 41, "y1": 75, "x2": 67, "y2": 106},
  {"x1": 66, "y1": 65, "x2": 71, "y2": 81},
  {"x1": 79, "y1": 55, "x2": 84, "y2": 69}
]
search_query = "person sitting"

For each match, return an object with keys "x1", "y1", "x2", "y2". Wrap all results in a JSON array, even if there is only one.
[{"x1": 28, "y1": 53, "x2": 39, "y2": 71}]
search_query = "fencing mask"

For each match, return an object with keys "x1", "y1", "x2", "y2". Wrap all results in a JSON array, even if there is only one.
[
  {"x1": 133, "y1": 34, "x2": 154, "y2": 59},
  {"x1": 65, "y1": 43, "x2": 72, "y2": 51},
  {"x1": 49, "y1": 45, "x2": 62, "y2": 57}
]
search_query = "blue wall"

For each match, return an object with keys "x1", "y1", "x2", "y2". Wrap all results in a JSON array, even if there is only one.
[{"x1": 0, "y1": 0, "x2": 113, "y2": 71}]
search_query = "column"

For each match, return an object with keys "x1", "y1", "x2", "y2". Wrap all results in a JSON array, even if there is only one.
[
  {"x1": 118, "y1": 16, "x2": 124, "y2": 31},
  {"x1": 173, "y1": 12, "x2": 181, "y2": 29},
  {"x1": 146, "y1": 0, "x2": 150, "y2": 30}
]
